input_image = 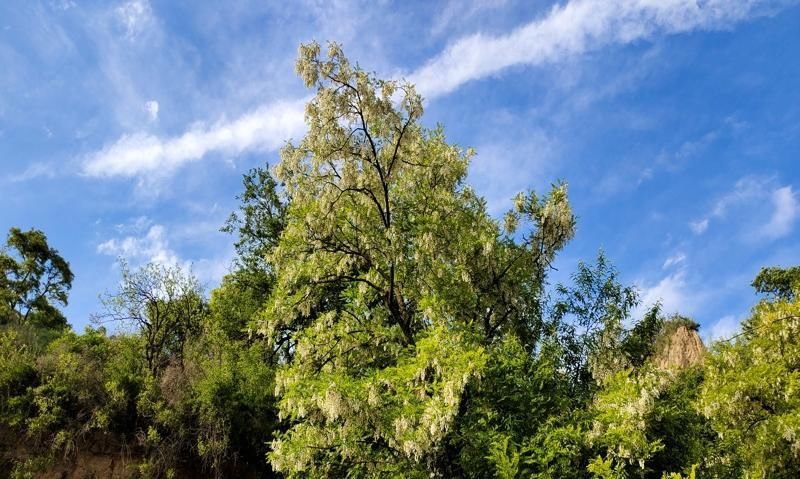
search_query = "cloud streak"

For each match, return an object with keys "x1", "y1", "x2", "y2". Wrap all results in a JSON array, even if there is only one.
[
  {"x1": 410, "y1": 0, "x2": 793, "y2": 98},
  {"x1": 81, "y1": 99, "x2": 306, "y2": 180}
]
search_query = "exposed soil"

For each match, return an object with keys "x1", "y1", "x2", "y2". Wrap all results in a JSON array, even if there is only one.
[{"x1": 654, "y1": 325, "x2": 705, "y2": 370}]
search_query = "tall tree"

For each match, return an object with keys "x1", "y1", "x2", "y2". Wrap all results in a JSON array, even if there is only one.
[
  {"x1": 222, "y1": 165, "x2": 287, "y2": 291},
  {"x1": 215, "y1": 165, "x2": 288, "y2": 341},
  {"x1": 262, "y1": 42, "x2": 574, "y2": 478},
  {"x1": 0, "y1": 227, "x2": 73, "y2": 328}
]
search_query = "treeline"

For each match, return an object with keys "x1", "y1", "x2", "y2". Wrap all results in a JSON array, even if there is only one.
[{"x1": 2, "y1": 43, "x2": 800, "y2": 478}]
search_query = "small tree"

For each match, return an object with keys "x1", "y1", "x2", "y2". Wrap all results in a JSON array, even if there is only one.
[
  {"x1": 94, "y1": 261, "x2": 205, "y2": 375},
  {"x1": 551, "y1": 251, "x2": 640, "y2": 393},
  {"x1": 0, "y1": 227, "x2": 74, "y2": 328}
]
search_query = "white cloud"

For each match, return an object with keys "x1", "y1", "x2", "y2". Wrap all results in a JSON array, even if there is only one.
[
  {"x1": 762, "y1": 186, "x2": 799, "y2": 239},
  {"x1": 144, "y1": 100, "x2": 159, "y2": 122},
  {"x1": 114, "y1": 215, "x2": 152, "y2": 234},
  {"x1": 97, "y1": 218, "x2": 234, "y2": 285},
  {"x1": 430, "y1": 0, "x2": 510, "y2": 37},
  {"x1": 711, "y1": 175, "x2": 769, "y2": 217},
  {"x1": 82, "y1": 0, "x2": 791, "y2": 191},
  {"x1": 193, "y1": 256, "x2": 233, "y2": 285},
  {"x1": 705, "y1": 314, "x2": 741, "y2": 342},
  {"x1": 97, "y1": 224, "x2": 180, "y2": 266},
  {"x1": 82, "y1": 99, "x2": 306, "y2": 180},
  {"x1": 409, "y1": 0, "x2": 790, "y2": 99},
  {"x1": 690, "y1": 176, "x2": 799, "y2": 239},
  {"x1": 637, "y1": 268, "x2": 699, "y2": 317},
  {"x1": 50, "y1": 0, "x2": 77, "y2": 10}
]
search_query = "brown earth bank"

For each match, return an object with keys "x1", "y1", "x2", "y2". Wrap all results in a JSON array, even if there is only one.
[{"x1": 0, "y1": 429, "x2": 261, "y2": 479}]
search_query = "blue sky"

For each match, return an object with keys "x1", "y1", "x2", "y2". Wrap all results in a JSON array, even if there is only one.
[{"x1": 2, "y1": 0, "x2": 799, "y2": 341}]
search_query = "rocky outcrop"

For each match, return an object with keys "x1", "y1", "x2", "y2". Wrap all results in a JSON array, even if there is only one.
[{"x1": 654, "y1": 324, "x2": 705, "y2": 370}]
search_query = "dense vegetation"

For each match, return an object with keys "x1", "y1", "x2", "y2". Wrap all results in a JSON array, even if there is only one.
[{"x1": 2, "y1": 43, "x2": 799, "y2": 478}]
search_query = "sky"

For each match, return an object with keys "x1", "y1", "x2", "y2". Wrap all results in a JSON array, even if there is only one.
[{"x1": 1, "y1": 0, "x2": 799, "y2": 342}]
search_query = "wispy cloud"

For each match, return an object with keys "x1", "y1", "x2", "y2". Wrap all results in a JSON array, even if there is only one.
[
  {"x1": 7, "y1": 162, "x2": 57, "y2": 182},
  {"x1": 116, "y1": 0, "x2": 154, "y2": 40},
  {"x1": 410, "y1": 0, "x2": 792, "y2": 99},
  {"x1": 430, "y1": 0, "x2": 510, "y2": 37},
  {"x1": 144, "y1": 100, "x2": 159, "y2": 122},
  {"x1": 98, "y1": 223, "x2": 180, "y2": 266},
  {"x1": 595, "y1": 115, "x2": 746, "y2": 197},
  {"x1": 470, "y1": 126, "x2": 558, "y2": 215},
  {"x1": 662, "y1": 252, "x2": 687, "y2": 269},
  {"x1": 81, "y1": 99, "x2": 306, "y2": 182},
  {"x1": 690, "y1": 176, "x2": 799, "y2": 239},
  {"x1": 705, "y1": 314, "x2": 741, "y2": 342},
  {"x1": 689, "y1": 218, "x2": 709, "y2": 234},
  {"x1": 50, "y1": 0, "x2": 77, "y2": 10},
  {"x1": 97, "y1": 219, "x2": 234, "y2": 286},
  {"x1": 80, "y1": 0, "x2": 792, "y2": 191}
]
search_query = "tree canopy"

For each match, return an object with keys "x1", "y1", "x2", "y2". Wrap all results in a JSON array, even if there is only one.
[
  {"x1": 0, "y1": 227, "x2": 73, "y2": 328},
  {"x1": 260, "y1": 42, "x2": 574, "y2": 477}
]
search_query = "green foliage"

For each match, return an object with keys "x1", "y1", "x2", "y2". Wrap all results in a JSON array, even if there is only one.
[
  {"x1": 552, "y1": 251, "x2": 639, "y2": 394},
  {"x1": 7, "y1": 44, "x2": 800, "y2": 479},
  {"x1": 270, "y1": 327, "x2": 487, "y2": 478},
  {"x1": 486, "y1": 435, "x2": 520, "y2": 479},
  {"x1": 522, "y1": 420, "x2": 587, "y2": 479},
  {"x1": 450, "y1": 336, "x2": 584, "y2": 478},
  {"x1": 698, "y1": 287, "x2": 800, "y2": 477},
  {"x1": 587, "y1": 365, "x2": 711, "y2": 479},
  {"x1": 660, "y1": 465, "x2": 696, "y2": 479},
  {"x1": 0, "y1": 227, "x2": 73, "y2": 328},
  {"x1": 0, "y1": 326, "x2": 143, "y2": 470},
  {"x1": 645, "y1": 368, "x2": 713, "y2": 478},
  {"x1": 588, "y1": 456, "x2": 628, "y2": 479},
  {"x1": 187, "y1": 321, "x2": 278, "y2": 477},
  {"x1": 222, "y1": 164, "x2": 287, "y2": 281},
  {"x1": 0, "y1": 328, "x2": 37, "y2": 426},
  {"x1": 9, "y1": 456, "x2": 53, "y2": 479},
  {"x1": 622, "y1": 305, "x2": 665, "y2": 369},
  {"x1": 752, "y1": 265, "x2": 800, "y2": 301},
  {"x1": 589, "y1": 368, "x2": 665, "y2": 471},
  {"x1": 207, "y1": 273, "x2": 264, "y2": 341}
]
